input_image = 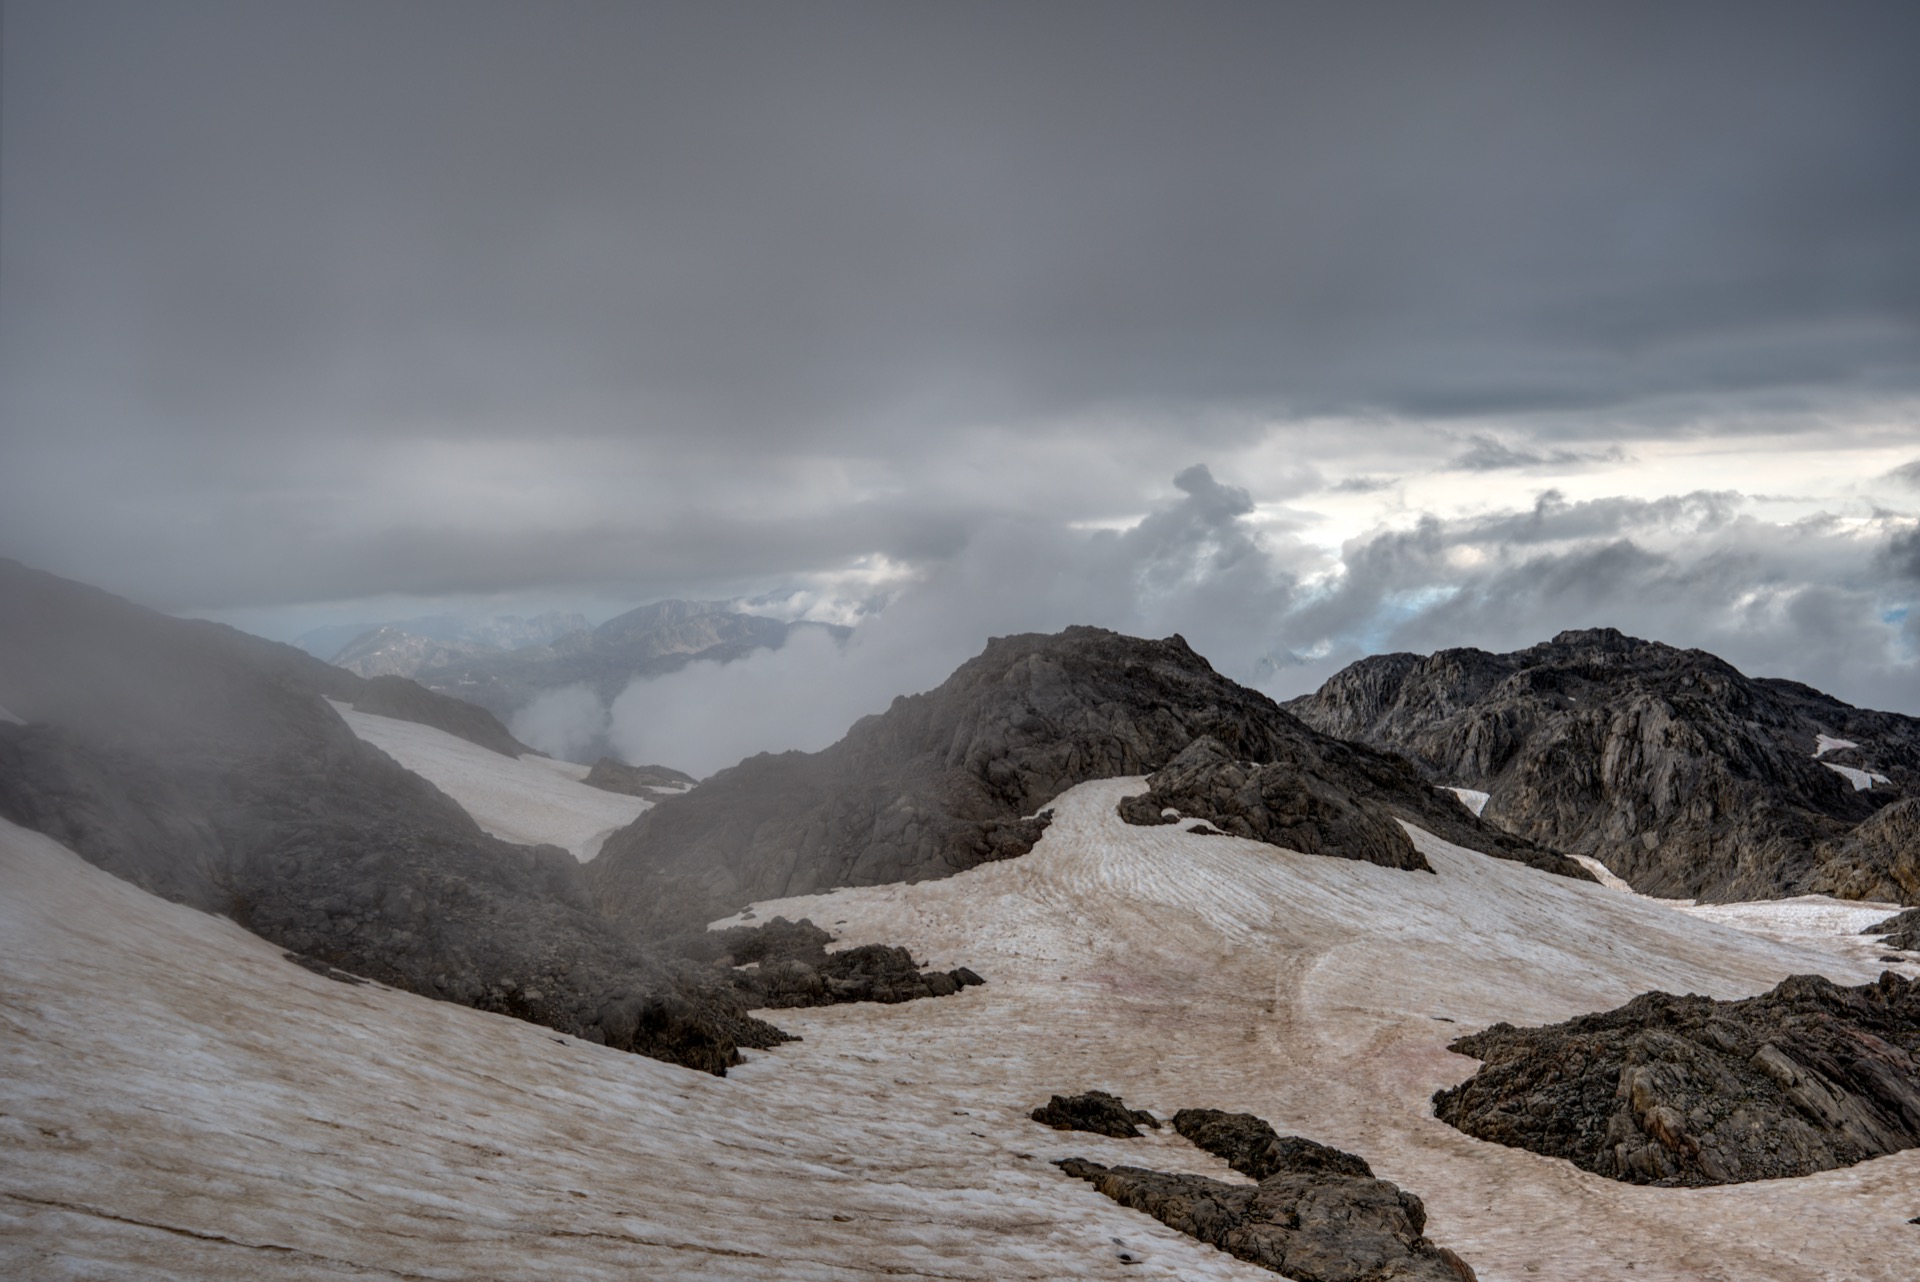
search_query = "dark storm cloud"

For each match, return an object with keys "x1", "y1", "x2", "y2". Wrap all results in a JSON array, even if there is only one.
[{"x1": 3, "y1": 0, "x2": 1918, "y2": 621}]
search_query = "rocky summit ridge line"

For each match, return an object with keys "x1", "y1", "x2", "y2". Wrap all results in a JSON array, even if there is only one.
[
  {"x1": 1288, "y1": 627, "x2": 1920, "y2": 903},
  {"x1": 588, "y1": 626, "x2": 1591, "y2": 934}
]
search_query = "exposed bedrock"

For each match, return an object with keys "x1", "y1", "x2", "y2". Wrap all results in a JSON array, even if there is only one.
[
  {"x1": 687, "y1": 916, "x2": 986, "y2": 1008},
  {"x1": 1116, "y1": 733, "x2": 1588, "y2": 879},
  {"x1": 1433, "y1": 971, "x2": 1920, "y2": 1185},
  {"x1": 1862, "y1": 907, "x2": 1920, "y2": 953},
  {"x1": 1287, "y1": 628, "x2": 1920, "y2": 903},
  {"x1": 0, "y1": 559, "x2": 783, "y2": 1075},
  {"x1": 1172, "y1": 1107, "x2": 1375, "y2": 1181},
  {"x1": 1030, "y1": 1090, "x2": 1161, "y2": 1137},
  {"x1": 1118, "y1": 737, "x2": 1427, "y2": 871},
  {"x1": 1057, "y1": 1114, "x2": 1477, "y2": 1282},
  {"x1": 593, "y1": 627, "x2": 1591, "y2": 935}
]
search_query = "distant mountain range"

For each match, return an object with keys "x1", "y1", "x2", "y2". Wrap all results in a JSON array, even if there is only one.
[
  {"x1": 1287, "y1": 627, "x2": 1920, "y2": 903},
  {"x1": 295, "y1": 610, "x2": 591, "y2": 663}
]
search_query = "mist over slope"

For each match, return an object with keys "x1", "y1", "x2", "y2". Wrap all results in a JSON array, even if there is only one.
[
  {"x1": 374, "y1": 598, "x2": 852, "y2": 762},
  {"x1": 1288, "y1": 627, "x2": 1920, "y2": 904},
  {"x1": 0, "y1": 559, "x2": 781, "y2": 1071}
]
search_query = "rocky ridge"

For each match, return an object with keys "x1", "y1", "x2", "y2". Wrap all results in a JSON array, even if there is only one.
[
  {"x1": 1056, "y1": 1106, "x2": 1476, "y2": 1281},
  {"x1": 1116, "y1": 734, "x2": 1586, "y2": 878},
  {"x1": 1287, "y1": 628, "x2": 1920, "y2": 902},
  {"x1": 1432, "y1": 971, "x2": 1920, "y2": 1185},
  {"x1": 1030, "y1": 1090, "x2": 1162, "y2": 1137},
  {"x1": 590, "y1": 627, "x2": 1592, "y2": 936},
  {"x1": 685, "y1": 915, "x2": 986, "y2": 1008}
]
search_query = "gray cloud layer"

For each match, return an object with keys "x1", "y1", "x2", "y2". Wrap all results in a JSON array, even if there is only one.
[{"x1": 3, "y1": 2, "x2": 1917, "y2": 737}]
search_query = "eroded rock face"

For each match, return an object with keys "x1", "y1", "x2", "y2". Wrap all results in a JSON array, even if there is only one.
[
  {"x1": 1433, "y1": 971, "x2": 1920, "y2": 1185},
  {"x1": 594, "y1": 627, "x2": 1590, "y2": 934},
  {"x1": 1118, "y1": 734, "x2": 1589, "y2": 879},
  {"x1": 0, "y1": 558, "x2": 783, "y2": 1075},
  {"x1": 1057, "y1": 1122, "x2": 1477, "y2": 1282},
  {"x1": 1118, "y1": 737, "x2": 1427, "y2": 871},
  {"x1": 1031, "y1": 1090, "x2": 1161, "y2": 1138},
  {"x1": 1863, "y1": 907, "x2": 1920, "y2": 953},
  {"x1": 1172, "y1": 1108, "x2": 1374, "y2": 1180},
  {"x1": 692, "y1": 916, "x2": 986, "y2": 1008},
  {"x1": 1287, "y1": 628, "x2": 1920, "y2": 903}
]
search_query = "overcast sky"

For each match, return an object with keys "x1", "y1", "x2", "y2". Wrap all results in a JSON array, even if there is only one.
[{"x1": 4, "y1": 1, "x2": 1918, "y2": 749}]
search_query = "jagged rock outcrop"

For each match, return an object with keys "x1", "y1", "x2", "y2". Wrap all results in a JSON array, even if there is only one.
[
  {"x1": 592, "y1": 627, "x2": 1590, "y2": 935},
  {"x1": 582, "y1": 757, "x2": 698, "y2": 797},
  {"x1": 1117, "y1": 735, "x2": 1588, "y2": 878},
  {"x1": 1814, "y1": 797, "x2": 1920, "y2": 903},
  {"x1": 0, "y1": 558, "x2": 782, "y2": 1074},
  {"x1": 1119, "y1": 737, "x2": 1427, "y2": 871},
  {"x1": 1031, "y1": 1091, "x2": 1161, "y2": 1137},
  {"x1": 1172, "y1": 1108, "x2": 1375, "y2": 1180},
  {"x1": 1863, "y1": 907, "x2": 1920, "y2": 953},
  {"x1": 687, "y1": 916, "x2": 986, "y2": 1008},
  {"x1": 1433, "y1": 971, "x2": 1920, "y2": 1185},
  {"x1": 1056, "y1": 1112, "x2": 1476, "y2": 1281},
  {"x1": 1287, "y1": 628, "x2": 1920, "y2": 902}
]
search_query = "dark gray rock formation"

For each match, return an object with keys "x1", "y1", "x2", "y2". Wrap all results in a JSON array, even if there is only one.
[
  {"x1": 0, "y1": 558, "x2": 783, "y2": 1074},
  {"x1": 688, "y1": 915, "x2": 986, "y2": 1008},
  {"x1": 1030, "y1": 1090, "x2": 1161, "y2": 1137},
  {"x1": 1172, "y1": 1108, "x2": 1375, "y2": 1180},
  {"x1": 1432, "y1": 971, "x2": 1920, "y2": 1185},
  {"x1": 1119, "y1": 737, "x2": 1427, "y2": 872},
  {"x1": 1287, "y1": 628, "x2": 1920, "y2": 902},
  {"x1": 1057, "y1": 1125, "x2": 1477, "y2": 1282},
  {"x1": 1817, "y1": 798, "x2": 1920, "y2": 904},
  {"x1": 1863, "y1": 908, "x2": 1920, "y2": 952},
  {"x1": 582, "y1": 757, "x2": 699, "y2": 797},
  {"x1": 1117, "y1": 733, "x2": 1588, "y2": 879},
  {"x1": 401, "y1": 599, "x2": 849, "y2": 748},
  {"x1": 592, "y1": 627, "x2": 1590, "y2": 935}
]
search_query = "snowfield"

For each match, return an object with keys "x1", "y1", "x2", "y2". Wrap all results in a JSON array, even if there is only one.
[
  {"x1": 5, "y1": 778, "x2": 1920, "y2": 1281},
  {"x1": 327, "y1": 699, "x2": 649, "y2": 859}
]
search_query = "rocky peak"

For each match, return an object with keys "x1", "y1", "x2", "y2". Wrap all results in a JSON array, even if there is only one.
[{"x1": 1288, "y1": 629, "x2": 1920, "y2": 903}]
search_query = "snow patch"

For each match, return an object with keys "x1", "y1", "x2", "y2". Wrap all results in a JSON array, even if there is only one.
[
  {"x1": 1813, "y1": 734, "x2": 1859, "y2": 758},
  {"x1": 1571, "y1": 854, "x2": 1636, "y2": 892},
  {"x1": 1444, "y1": 786, "x2": 1490, "y2": 817},
  {"x1": 0, "y1": 703, "x2": 23, "y2": 726},
  {"x1": 1823, "y1": 761, "x2": 1892, "y2": 791},
  {"x1": 6, "y1": 781, "x2": 1919, "y2": 1280},
  {"x1": 327, "y1": 700, "x2": 646, "y2": 860}
]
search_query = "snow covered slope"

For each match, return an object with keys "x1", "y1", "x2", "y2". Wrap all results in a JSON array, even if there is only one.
[
  {"x1": 6, "y1": 778, "x2": 1919, "y2": 1281},
  {"x1": 328, "y1": 699, "x2": 648, "y2": 860}
]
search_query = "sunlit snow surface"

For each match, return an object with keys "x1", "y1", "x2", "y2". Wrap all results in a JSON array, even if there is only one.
[
  {"x1": 326, "y1": 699, "x2": 649, "y2": 860},
  {"x1": 1813, "y1": 733, "x2": 1859, "y2": 757},
  {"x1": 6, "y1": 779, "x2": 1920, "y2": 1281},
  {"x1": 1443, "y1": 786, "x2": 1490, "y2": 817}
]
